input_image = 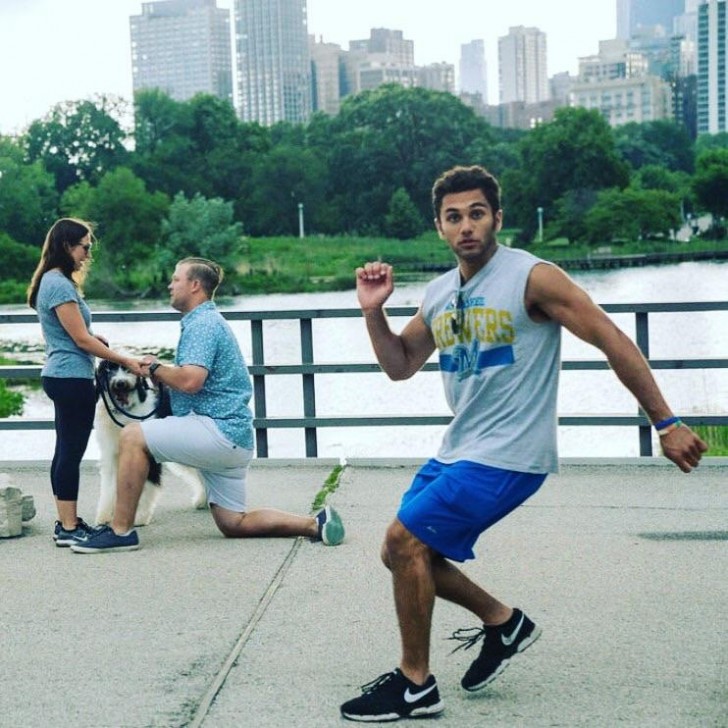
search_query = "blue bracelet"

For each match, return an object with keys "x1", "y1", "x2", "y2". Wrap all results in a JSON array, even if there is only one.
[{"x1": 653, "y1": 416, "x2": 679, "y2": 430}]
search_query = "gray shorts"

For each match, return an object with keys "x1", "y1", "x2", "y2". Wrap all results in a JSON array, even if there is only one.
[{"x1": 141, "y1": 413, "x2": 253, "y2": 512}]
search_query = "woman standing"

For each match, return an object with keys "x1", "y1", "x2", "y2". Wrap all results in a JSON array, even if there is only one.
[{"x1": 27, "y1": 218, "x2": 144, "y2": 547}]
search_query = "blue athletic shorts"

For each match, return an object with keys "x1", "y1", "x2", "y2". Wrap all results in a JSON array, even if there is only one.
[{"x1": 397, "y1": 459, "x2": 546, "y2": 562}]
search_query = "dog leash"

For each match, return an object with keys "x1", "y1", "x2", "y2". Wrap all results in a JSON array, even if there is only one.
[{"x1": 95, "y1": 367, "x2": 169, "y2": 429}]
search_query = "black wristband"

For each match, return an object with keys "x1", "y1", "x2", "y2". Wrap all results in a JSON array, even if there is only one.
[{"x1": 148, "y1": 362, "x2": 162, "y2": 377}]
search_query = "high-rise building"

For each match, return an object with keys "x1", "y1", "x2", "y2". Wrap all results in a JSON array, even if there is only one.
[
  {"x1": 459, "y1": 40, "x2": 488, "y2": 103},
  {"x1": 617, "y1": 0, "x2": 686, "y2": 39},
  {"x1": 418, "y1": 63, "x2": 456, "y2": 94},
  {"x1": 310, "y1": 37, "x2": 343, "y2": 116},
  {"x1": 498, "y1": 26, "x2": 549, "y2": 104},
  {"x1": 570, "y1": 39, "x2": 671, "y2": 127},
  {"x1": 342, "y1": 29, "x2": 417, "y2": 95},
  {"x1": 697, "y1": 0, "x2": 728, "y2": 133},
  {"x1": 234, "y1": 0, "x2": 312, "y2": 125},
  {"x1": 130, "y1": 0, "x2": 233, "y2": 103}
]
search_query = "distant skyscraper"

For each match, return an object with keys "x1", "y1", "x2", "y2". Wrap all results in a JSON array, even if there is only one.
[
  {"x1": 617, "y1": 0, "x2": 686, "y2": 39},
  {"x1": 130, "y1": 0, "x2": 233, "y2": 103},
  {"x1": 697, "y1": 0, "x2": 728, "y2": 133},
  {"x1": 343, "y1": 28, "x2": 417, "y2": 95},
  {"x1": 310, "y1": 36, "x2": 342, "y2": 115},
  {"x1": 459, "y1": 40, "x2": 488, "y2": 103},
  {"x1": 234, "y1": 0, "x2": 312, "y2": 125},
  {"x1": 418, "y1": 63, "x2": 456, "y2": 94},
  {"x1": 571, "y1": 39, "x2": 671, "y2": 127},
  {"x1": 498, "y1": 26, "x2": 548, "y2": 104}
]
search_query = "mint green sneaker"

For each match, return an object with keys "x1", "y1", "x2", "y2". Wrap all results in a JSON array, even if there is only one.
[{"x1": 315, "y1": 505, "x2": 345, "y2": 546}]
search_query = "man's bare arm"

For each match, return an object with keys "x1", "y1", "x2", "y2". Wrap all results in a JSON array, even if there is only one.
[
  {"x1": 526, "y1": 264, "x2": 708, "y2": 472},
  {"x1": 356, "y1": 262, "x2": 436, "y2": 380}
]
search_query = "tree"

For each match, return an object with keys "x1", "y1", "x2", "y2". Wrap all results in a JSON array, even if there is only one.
[
  {"x1": 0, "y1": 231, "x2": 40, "y2": 302},
  {"x1": 501, "y1": 107, "x2": 630, "y2": 241},
  {"x1": 694, "y1": 131, "x2": 728, "y2": 154},
  {"x1": 384, "y1": 188, "x2": 425, "y2": 240},
  {"x1": 23, "y1": 96, "x2": 129, "y2": 193},
  {"x1": 159, "y1": 193, "x2": 243, "y2": 277},
  {"x1": 241, "y1": 145, "x2": 329, "y2": 236},
  {"x1": 323, "y1": 85, "x2": 494, "y2": 233},
  {"x1": 584, "y1": 188, "x2": 681, "y2": 244},
  {"x1": 614, "y1": 120, "x2": 694, "y2": 173},
  {"x1": 61, "y1": 167, "x2": 170, "y2": 295},
  {"x1": 132, "y1": 90, "x2": 271, "y2": 214},
  {"x1": 692, "y1": 148, "x2": 728, "y2": 228},
  {"x1": 0, "y1": 136, "x2": 58, "y2": 244}
]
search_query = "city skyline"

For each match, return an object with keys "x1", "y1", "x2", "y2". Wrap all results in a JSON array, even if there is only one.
[{"x1": 0, "y1": 0, "x2": 618, "y2": 134}]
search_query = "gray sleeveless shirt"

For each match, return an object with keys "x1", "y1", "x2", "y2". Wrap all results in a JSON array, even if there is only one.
[{"x1": 421, "y1": 245, "x2": 561, "y2": 473}]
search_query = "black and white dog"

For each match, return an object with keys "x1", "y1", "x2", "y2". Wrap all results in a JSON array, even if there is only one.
[{"x1": 94, "y1": 360, "x2": 206, "y2": 526}]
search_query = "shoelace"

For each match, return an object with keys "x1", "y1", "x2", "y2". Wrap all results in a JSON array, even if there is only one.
[
  {"x1": 76, "y1": 518, "x2": 98, "y2": 534},
  {"x1": 447, "y1": 626, "x2": 488, "y2": 654},
  {"x1": 360, "y1": 671, "x2": 396, "y2": 693}
]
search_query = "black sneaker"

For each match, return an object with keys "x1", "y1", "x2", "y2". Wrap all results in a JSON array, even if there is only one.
[
  {"x1": 449, "y1": 608, "x2": 542, "y2": 691},
  {"x1": 340, "y1": 668, "x2": 444, "y2": 722},
  {"x1": 54, "y1": 518, "x2": 97, "y2": 548}
]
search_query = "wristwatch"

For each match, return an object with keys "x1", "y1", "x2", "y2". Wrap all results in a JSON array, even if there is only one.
[{"x1": 148, "y1": 362, "x2": 162, "y2": 378}]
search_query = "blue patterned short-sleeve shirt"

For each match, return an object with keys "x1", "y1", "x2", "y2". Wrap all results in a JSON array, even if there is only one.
[{"x1": 172, "y1": 301, "x2": 253, "y2": 449}]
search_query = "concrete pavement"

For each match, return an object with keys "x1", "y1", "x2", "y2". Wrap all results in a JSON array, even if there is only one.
[{"x1": 0, "y1": 458, "x2": 726, "y2": 728}]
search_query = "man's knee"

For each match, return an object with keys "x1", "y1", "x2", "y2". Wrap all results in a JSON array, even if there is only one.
[
  {"x1": 382, "y1": 519, "x2": 428, "y2": 566},
  {"x1": 119, "y1": 423, "x2": 148, "y2": 452},
  {"x1": 210, "y1": 503, "x2": 245, "y2": 537}
]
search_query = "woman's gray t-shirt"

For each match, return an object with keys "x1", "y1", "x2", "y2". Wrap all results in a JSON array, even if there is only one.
[{"x1": 36, "y1": 270, "x2": 94, "y2": 379}]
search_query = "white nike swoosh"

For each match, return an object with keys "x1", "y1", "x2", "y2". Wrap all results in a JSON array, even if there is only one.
[
  {"x1": 404, "y1": 683, "x2": 437, "y2": 703},
  {"x1": 501, "y1": 613, "x2": 525, "y2": 646}
]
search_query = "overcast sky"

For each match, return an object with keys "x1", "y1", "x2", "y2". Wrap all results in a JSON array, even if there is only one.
[{"x1": 0, "y1": 0, "x2": 616, "y2": 134}]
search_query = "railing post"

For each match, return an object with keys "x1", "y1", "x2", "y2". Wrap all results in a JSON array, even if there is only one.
[
  {"x1": 300, "y1": 317, "x2": 318, "y2": 457},
  {"x1": 635, "y1": 311, "x2": 653, "y2": 456},
  {"x1": 251, "y1": 319, "x2": 268, "y2": 458}
]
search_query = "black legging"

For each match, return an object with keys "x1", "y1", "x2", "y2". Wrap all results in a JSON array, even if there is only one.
[{"x1": 42, "y1": 377, "x2": 96, "y2": 502}]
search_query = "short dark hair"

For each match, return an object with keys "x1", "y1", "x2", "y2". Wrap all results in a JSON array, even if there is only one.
[
  {"x1": 431, "y1": 165, "x2": 501, "y2": 220},
  {"x1": 179, "y1": 257, "x2": 224, "y2": 299}
]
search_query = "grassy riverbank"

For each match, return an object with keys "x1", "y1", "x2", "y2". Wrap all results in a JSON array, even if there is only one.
[
  {"x1": 231, "y1": 232, "x2": 454, "y2": 294},
  {"x1": 228, "y1": 233, "x2": 728, "y2": 295},
  {"x1": 2, "y1": 233, "x2": 726, "y2": 302}
]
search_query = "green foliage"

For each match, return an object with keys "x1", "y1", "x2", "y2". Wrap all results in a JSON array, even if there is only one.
[
  {"x1": 240, "y1": 144, "x2": 329, "y2": 236},
  {"x1": 0, "y1": 137, "x2": 58, "y2": 244},
  {"x1": 692, "y1": 148, "x2": 728, "y2": 223},
  {"x1": 2, "y1": 90, "x2": 728, "y2": 299},
  {"x1": 694, "y1": 131, "x2": 728, "y2": 153},
  {"x1": 311, "y1": 464, "x2": 346, "y2": 511},
  {"x1": 68, "y1": 167, "x2": 170, "y2": 296},
  {"x1": 385, "y1": 188, "x2": 425, "y2": 240},
  {"x1": 159, "y1": 193, "x2": 243, "y2": 276},
  {"x1": 614, "y1": 120, "x2": 694, "y2": 173},
  {"x1": 0, "y1": 279, "x2": 30, "y2": 305},
  {"x1": 0, "y1": 232, "x2": 40, "y2": 282},
  {"x1": 24, "y1": 96, "x2": 129, "y2": 193},
  {"x1": 325, "y1": 85, "x2": 494, "y2": 233},
  {"x1": 501, "y1": 107, "x2": 630, "y2": 240},
  {"x1": 693, "y1": 426, "x2": 728, "y2": 456},
  {"x1": 235, "y1": 234, "x2": 456, "y2": 294},
  {"x1": 584, "y1": 187, "x2": 681, "y2": 244},
  {"x1": 0, "y1": 380, "x2": 23, "y2": 418},
  {"x1": 132, "y1": 90, "x2": 271, "y2": 207}
]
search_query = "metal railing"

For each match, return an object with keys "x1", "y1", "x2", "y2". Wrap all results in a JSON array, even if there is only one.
[{"x1": 2, "y1": 302, "x2": 728, "y2": 457}]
